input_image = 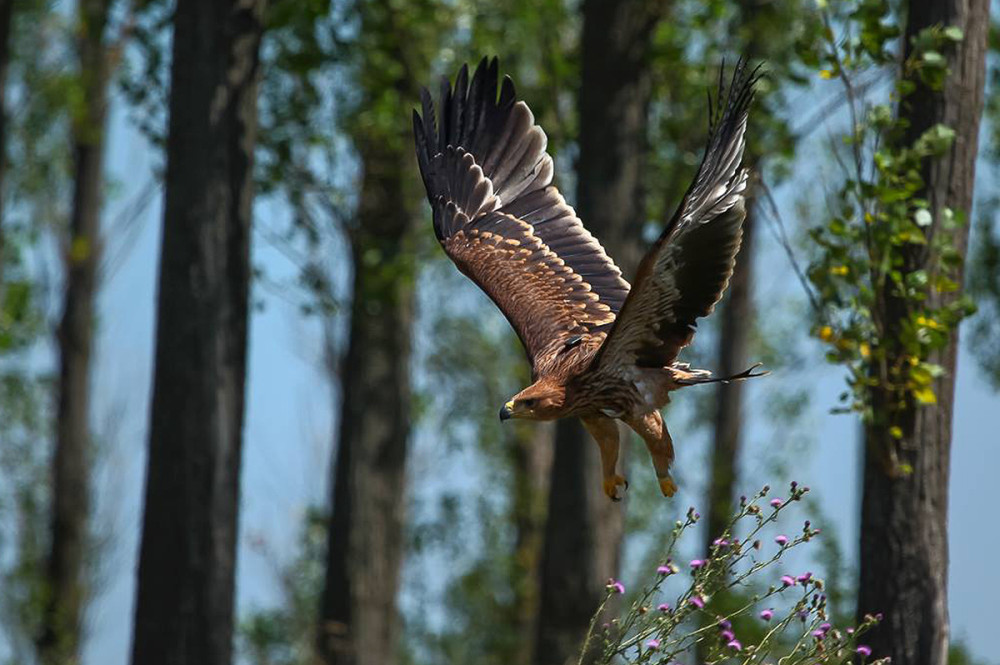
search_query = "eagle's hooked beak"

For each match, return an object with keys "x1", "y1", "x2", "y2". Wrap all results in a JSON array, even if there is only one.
[{"x1": 499, "y1": 400, "x2": 514, "y2": 421}]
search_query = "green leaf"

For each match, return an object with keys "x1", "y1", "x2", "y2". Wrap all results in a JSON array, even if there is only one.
[
  {"x1": 943, "y1": 26, "x2": 963, "y2": 42},
  {"x1": 922, "y1": 50, "x2": 944, "y2": 67}
]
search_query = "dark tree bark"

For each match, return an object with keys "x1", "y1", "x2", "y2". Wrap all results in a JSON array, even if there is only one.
[
  {"x1": 317, "y1": 136, "x2": 416, "y2": 665},
  {"x1": 856, "y1": 2, "x2": 988, "y2": 665},
  {"x1": 37, "y1": 2, "x2": 111, "y2": 662},
  {"x1": 510, "y1": 421, "x2": 554, "y2": 663},
  {"x1": 534, "y1": 2, "x2": 661, "y2": 664},
  {"x1": 703, "y1": 212, "x2": 755, "y2": 552},
  {"x1": 130, "y1": 1, "x2": 264, "y2": 664}
]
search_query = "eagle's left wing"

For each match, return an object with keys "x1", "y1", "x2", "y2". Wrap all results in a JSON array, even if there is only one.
[{"x1": 591, "y1": 59, "x2": 759, "y2": 373}]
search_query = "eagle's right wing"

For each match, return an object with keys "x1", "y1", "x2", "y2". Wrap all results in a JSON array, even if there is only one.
[
  {"x1": 592, "y1": 59, "x2": 759, "y2": 372},
  {"x1": 413, "y1": 57, "x2": 630, "y2": 374}
]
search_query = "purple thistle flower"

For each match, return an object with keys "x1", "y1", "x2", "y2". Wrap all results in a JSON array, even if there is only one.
[
  {"x1": 820, "y1": 622, "x2": 832, "y2": 633},
  {"x1": 688, "y1": 595, "x2": 705, "y2": 609},
  {"x1": 727, "y1": 639, "x2": 742, "y2": 651},
  {"x1": 775, "y1": 534, "x2": 789, "y2": 546},
  {"x1": 721, "y1": 629, "x2": 735, "y2": 642},
  {"x1": 718, "y1": 619, "x2": 732, "y2": 631},
  {"x1": 796, "y1": 572, "x2": 813, "y2": 584},
  {"x1": 760, "y1": 609, "x2": 774, "y2": 621},
  {"x1": 646, "y1": 638, "x2": 661, "y2": 650},
  {"x1": 713, "y1": 538, "x2": 729, "y2": 548},
  {"x1": 812, "y1": 630, "x2": 826, "y2": 640},
  {"x1": 657, "y1": 603, "x2": 671, "y2": 613},
  {"x1": 657, "y1": 565, "x2": 672, "y2": 576},
  {"x1": 770, "y1": 498, "x2": 784, "y2": 508},
  {"x1": 857, "y1": 645, "x2": 872, "y2": 657},
  {"x1": 781, "y1": 575, "x2": 796, "y2": 587},
  {"x1": 846, "y1": 628, "x2": 855, "y2": 635},
  {"x1": 689, "y1": 559, "x2": 706, "y2": 569},
  {"x1": 797, "y1": 609, "x2": 809, "y2": 622},
  {"x1": 610, "y1": 580, "x2": 625, "y2": 594}
]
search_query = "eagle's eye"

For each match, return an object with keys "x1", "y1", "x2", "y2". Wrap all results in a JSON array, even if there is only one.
[{"x1": 522, "y1": 398, "x2": 537, "y2": 408}]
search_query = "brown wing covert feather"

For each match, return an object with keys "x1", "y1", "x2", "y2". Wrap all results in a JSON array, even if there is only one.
[{"x1": 413, "y1": 57, "x2": 630, "y2": 373}]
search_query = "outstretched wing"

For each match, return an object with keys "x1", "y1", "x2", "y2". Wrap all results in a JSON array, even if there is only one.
[
  {"x1": 413, "y1": 57, "x2": 630, "y2": 372},
  {"x1": 592, "y1": 59, "x2": 759, "y2": 372}
]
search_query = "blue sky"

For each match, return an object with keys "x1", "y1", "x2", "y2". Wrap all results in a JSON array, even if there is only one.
[{"x1": 66, "y1": 68, "x2": 1000, "y2": 665}]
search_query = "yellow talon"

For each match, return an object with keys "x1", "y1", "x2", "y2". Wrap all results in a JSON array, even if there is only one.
[
  {"x1": 658, "y1": 475, "x2": 678, "y2": 498},
  {"x1": 603, "y1": 474, "x2": 628, "y2": 501}
]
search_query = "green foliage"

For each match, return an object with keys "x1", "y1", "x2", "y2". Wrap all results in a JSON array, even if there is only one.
[
  {"x1": 965, "y1": 205, "x2": 1000, "y2": 389},
  {"x1": 239, "y1": 509, "x2": 328, "y2": 665},
  {"x1": 0, "y1": 4, "x2": 74, "y2": 662},
  {"x1": 965, "y1": 18, "x2": 1000, "y2": 390},
  {"x1": 804, "y1": 2, "x2": 975, "y2": 442}
]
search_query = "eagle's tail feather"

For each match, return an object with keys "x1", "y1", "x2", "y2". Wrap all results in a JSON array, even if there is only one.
[{"x1": 673, "y1": 362, "x2": 769, "y2": 386}]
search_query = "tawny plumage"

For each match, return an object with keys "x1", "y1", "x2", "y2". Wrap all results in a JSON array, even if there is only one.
[{"x1": 413, "y1": 57, "x2": 766, "y2": 501}]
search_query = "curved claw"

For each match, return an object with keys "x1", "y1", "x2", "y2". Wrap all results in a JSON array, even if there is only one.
[{"x1": 603, "y1": 474, "x2": 629, "y2": 501}]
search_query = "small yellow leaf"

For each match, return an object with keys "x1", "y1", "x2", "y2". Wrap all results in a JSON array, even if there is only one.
[
  {"x1": 913, "y1": 386, "x2": 937, "y2": 404},
  {"x1": 818, "y1": 325, "x2": 834, "y2": 342},
  {"x1": 819, "y1": 69, "x2": 834, "y2": 80},
  {"x1": 889, "y1": 426, "x2": 903, "y2": 439},
  {"x1": 859, "y1": 342, "x2": 870, "y2": 359},
  {"x1": 830, "y1": 265, "x2": 849, "y2": 276}
]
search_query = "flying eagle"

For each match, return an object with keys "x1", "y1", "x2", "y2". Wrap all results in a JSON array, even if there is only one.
[{"x1": 413, "y1": 57, "x2": 765, "y2": 501}]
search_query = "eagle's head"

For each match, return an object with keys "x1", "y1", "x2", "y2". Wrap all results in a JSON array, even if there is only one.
[{"x1": 499, "y1": 380, "x2": 566, "y2": 421}]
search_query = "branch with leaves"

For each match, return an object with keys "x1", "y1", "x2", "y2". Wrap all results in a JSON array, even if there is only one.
[{"x1": 804, "y1": 1, "x2": 975, "y2": 473}]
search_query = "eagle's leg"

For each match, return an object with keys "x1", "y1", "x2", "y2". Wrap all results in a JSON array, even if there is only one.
[
  {"x1": 581, "y1": 416, "x2": 627, "y2": 502},
  {"x1": 625, "y1": 410, "x2": 677, "y2": 498}
]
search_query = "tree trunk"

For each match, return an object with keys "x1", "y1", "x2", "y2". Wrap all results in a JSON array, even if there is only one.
[
  {"x1": 703, "y1": 212, "x2": 755, "y2": 552},
  {"x1": 511, "y1": 421, "x2": 554, "y2": 663},
  {"x1": 534, "y1": 2, "x2": 660, "y2": 664},
  {"x1": 37, "y1": 2, "x2": 111, "y2": 662},
  {"x1": 856, "y1": 2, "x2": 988, "y2": 665},
  {"x1": 702, "y1": 0, "x2": 774, "y2": 562},
  {"x1": 317, "y1": 138, "x2": 416, "y2": 665},
  {"x1": 130, "y1": 1, "x2": 264, "y2": 664}
]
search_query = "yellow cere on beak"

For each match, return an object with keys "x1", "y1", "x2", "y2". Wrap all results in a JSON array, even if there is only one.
[{"x1": 499, "y1": 400, "x2": 515, "y2": 421}]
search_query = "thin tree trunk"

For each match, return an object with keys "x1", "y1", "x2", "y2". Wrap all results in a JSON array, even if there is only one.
[
  {"x1": 0, "y1": 0, "x2": 13, "y2": 290},
  {"x1": 37, "y1": 2, "x2": 111, "y2": 662},
  {"x1": 511, "y1": 421, "x2": 554, "y2": 663},
  {"x1": 534, "y1": 2, "x2": 660, "y2": 664},
  {"x1": 130, "y1": 1, "x2": 264, "y2": 664},
  {"x1": 317, "y1": 138, "x2": 416, "y2": 665},
  {"x1": 702, "y1": 0, "x2": 770, "y2": 560},
  {"x1": 856, "y1": 2, "x2": 988, "y2": 665},
  {"x1": 703, "y1": 212, "x2": 755, "y2": 551}
]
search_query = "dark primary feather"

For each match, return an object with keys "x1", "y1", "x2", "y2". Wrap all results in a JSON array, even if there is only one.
[
  {"x1": 592, "y1": 58, "x2": 760, "y2": 372},
  {"x1": 413, "y1": 57, "x2": 630, "y2": 373}
]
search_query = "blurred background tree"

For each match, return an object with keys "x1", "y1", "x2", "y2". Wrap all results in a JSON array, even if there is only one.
[{"x1": 0, "y1": 1, "x2": 998, "y2": 665}]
